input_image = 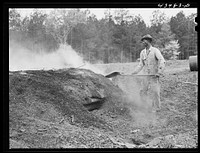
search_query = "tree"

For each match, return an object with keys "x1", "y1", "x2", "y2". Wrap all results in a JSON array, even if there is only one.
[
  {"x1": 160, "y1": 40, "x2": 180, "y2": 60},
  {"x1": 126, "y1": 15, "x2": 147, "y2": 62},
  {"x1": 45, "y1": 9, "x2": 87, "y2": 47},
  {"x1": 84, "y1": 16, "x2": 103, "y2": 63},
  {"x1": 154, "y1": 22, "x2": 180, "y2": 60},
  {"x1": 67, "y1": 9, "x2": 89, "y2": 46},
  {"x1": 101, "y1": 12, "x2": 116, "y2": 63},
  {"x1": 113, "y1": 9, "x2": 132, "y2": 25},
  {"x1": 25, "y1": 10, "x2": 51, "y2": 52},
  {"x1": 169, "y1": 11, "x2": 197, "y2": 59},
  {"x1": 20, "y1": 16, "x2": 30, "y2": 33},
  {"x1": 9, "y1": 8, "x2": 21, "y2": 31},
  {"x1": 150, "y1": 10, "x2": 167, "y2": 27},
  {"x1": 185, "y1": 13, "x2": 197, "y2": 56},
  {"x1": 27, "y1": 10, "x2": 47, "y2": 39},
  {"x1": 156, "y1": 22, "x2": 175, "y2": 48},
  {"x1": 150, "y1": 10, "x2": 168, "y2": 35},
  {"x1": 9, "y1": 9, "x2": 22, "y2": 42},
  {"x1": 111, "y1": 9, "x2": 133, "y2": 62}
]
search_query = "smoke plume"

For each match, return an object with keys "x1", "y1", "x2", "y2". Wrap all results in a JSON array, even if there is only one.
[
  {"x1": 113, "y1": 76, "x2": 160, "y2": 127},
  {"x1": 9, "y1": 41, "x2": 104, "y2": 75}
]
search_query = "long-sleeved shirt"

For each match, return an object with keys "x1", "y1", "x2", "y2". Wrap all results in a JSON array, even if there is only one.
[{"x1": 134, "y1": 46, "x2": 166, "y2": 75}]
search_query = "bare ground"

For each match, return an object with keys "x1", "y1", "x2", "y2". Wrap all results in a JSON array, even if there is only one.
[{"x1": 9, "y1": 60, "x2": 198, "y2": 149}]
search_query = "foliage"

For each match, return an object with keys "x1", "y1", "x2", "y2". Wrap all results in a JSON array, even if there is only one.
[
  {"x1": 156, "y1": 23, "x2": 175, "y2": 48},
  {"x1": 150, "y1": 10, "x2": 168, "y2": 27},
  {"x1": 160, "y1": 40, "x2": 180, "y2": 60},
  {"x1": 154, "y1": 22, "x2": 180, "y2": 60},
  {"x1": 9, "y1": 9, "x2": 197, "y2": 62},
  {"x1": 44, "y1": 9, "x2": 87, "y2": 46},
  {"x1": 169, "y1": 11, "x2": 197, "y2": 59},
  {"x1": 9, "y1": 9, "x2": 21, "y2": 31}
]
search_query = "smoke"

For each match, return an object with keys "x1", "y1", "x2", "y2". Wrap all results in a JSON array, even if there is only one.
[
  {"x1": 123, "y1": 93, "x2": 158, "y2": 127},
  {"x1": 129, "y1": 105, "x2": 159, "y2": 127},
  {"x1": 9, "y1": 41, "x2": 105, "y2": 75},
  {"x1": 113, "y1": 76, "x2": 160, "y2": 127}
]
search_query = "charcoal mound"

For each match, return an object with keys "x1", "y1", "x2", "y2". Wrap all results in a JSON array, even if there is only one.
[{"x1": 9, "y1": 68, "x2": 130, "y2": 132}]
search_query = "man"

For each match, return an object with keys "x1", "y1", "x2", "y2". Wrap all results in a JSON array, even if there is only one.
[{"x1": 132, "y1": 34, "x2": 166, "y2": 112}]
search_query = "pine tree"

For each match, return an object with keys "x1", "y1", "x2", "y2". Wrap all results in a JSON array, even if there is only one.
[
  {"x1": 156, "y1": 22, "x2": 180, "y2": 60},
  {"x1": 156, "y1": 23, "x2": 175, "y2": 48}
]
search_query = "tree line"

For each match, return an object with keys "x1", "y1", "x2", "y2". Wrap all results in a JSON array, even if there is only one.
[{"x1": 9, "y1": 8, "x2": 197, "y2": 64}]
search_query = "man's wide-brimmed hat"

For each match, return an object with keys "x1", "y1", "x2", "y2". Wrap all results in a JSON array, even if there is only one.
[{"x1": 141, "y1": 34, "x2": 153, "y2": 42}]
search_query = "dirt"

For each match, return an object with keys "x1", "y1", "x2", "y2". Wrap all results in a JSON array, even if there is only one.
[{"x1": 9, "y1": 60, "x2": 198, "y2": 149}]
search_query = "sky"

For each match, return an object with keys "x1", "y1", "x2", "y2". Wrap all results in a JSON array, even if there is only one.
[{"x1": 16, "y1": 8, "x2": 197, "y2": 26}]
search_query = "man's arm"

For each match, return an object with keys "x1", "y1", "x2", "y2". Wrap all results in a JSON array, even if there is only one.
[
  {"x1": 132, "y1": 51, "x2": 144, "y2": 74},
  {"x1": 155, "y1": 49, "x2": 166, "y2": 74}
]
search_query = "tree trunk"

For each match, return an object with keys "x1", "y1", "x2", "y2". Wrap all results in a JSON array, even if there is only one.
[
  {"x1": 121, "y1": 44, "x2": 123, "y2": 63},
  {"x1": 63, "y1": 29, "x2": 67, "y2": 46},
  {"x1": 71, "y1": 29, "x2": 73, "y2": 46},
  {"x1": 129, "y1": 36, "x2": 132, "y2": 62},
  {"x1": 81, "y1": 38, "x2": 83, "y2": 56},
  {"x1": 89, "y1": 51, "x2": 91, "y2": 63},
  {"x1": 121, "y1": 50, "x2": 123, "y2": 63},
  {"x1": 108, "y1": 47, "x2": 110, "y2": 63},
  {"x1": 185, "y1": 51, "x2": 190, "y2": 59}
]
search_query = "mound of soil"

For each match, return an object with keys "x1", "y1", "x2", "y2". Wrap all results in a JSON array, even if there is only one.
[
  {"x1": 9, "y1": 68, "x2": 131, "y2": 148},
  {"x1": 9, "y1": 60, "x2": 198, "y2": 149}
]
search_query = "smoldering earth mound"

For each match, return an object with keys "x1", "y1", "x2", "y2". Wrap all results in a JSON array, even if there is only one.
[
  {"x1": 9, "y1": 68, "x2": 133, "y2": 148},
  {"x1": 9, "y1": 65, "x2": 198, "y2": 149}
]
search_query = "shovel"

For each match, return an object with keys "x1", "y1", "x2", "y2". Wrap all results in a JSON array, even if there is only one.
[
  {"x1": 105, "y1": 71, "x2": 161, "y2": 78},
  {"x1": 105, "y1": 71, "x2": 121, "y2": 78}
]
